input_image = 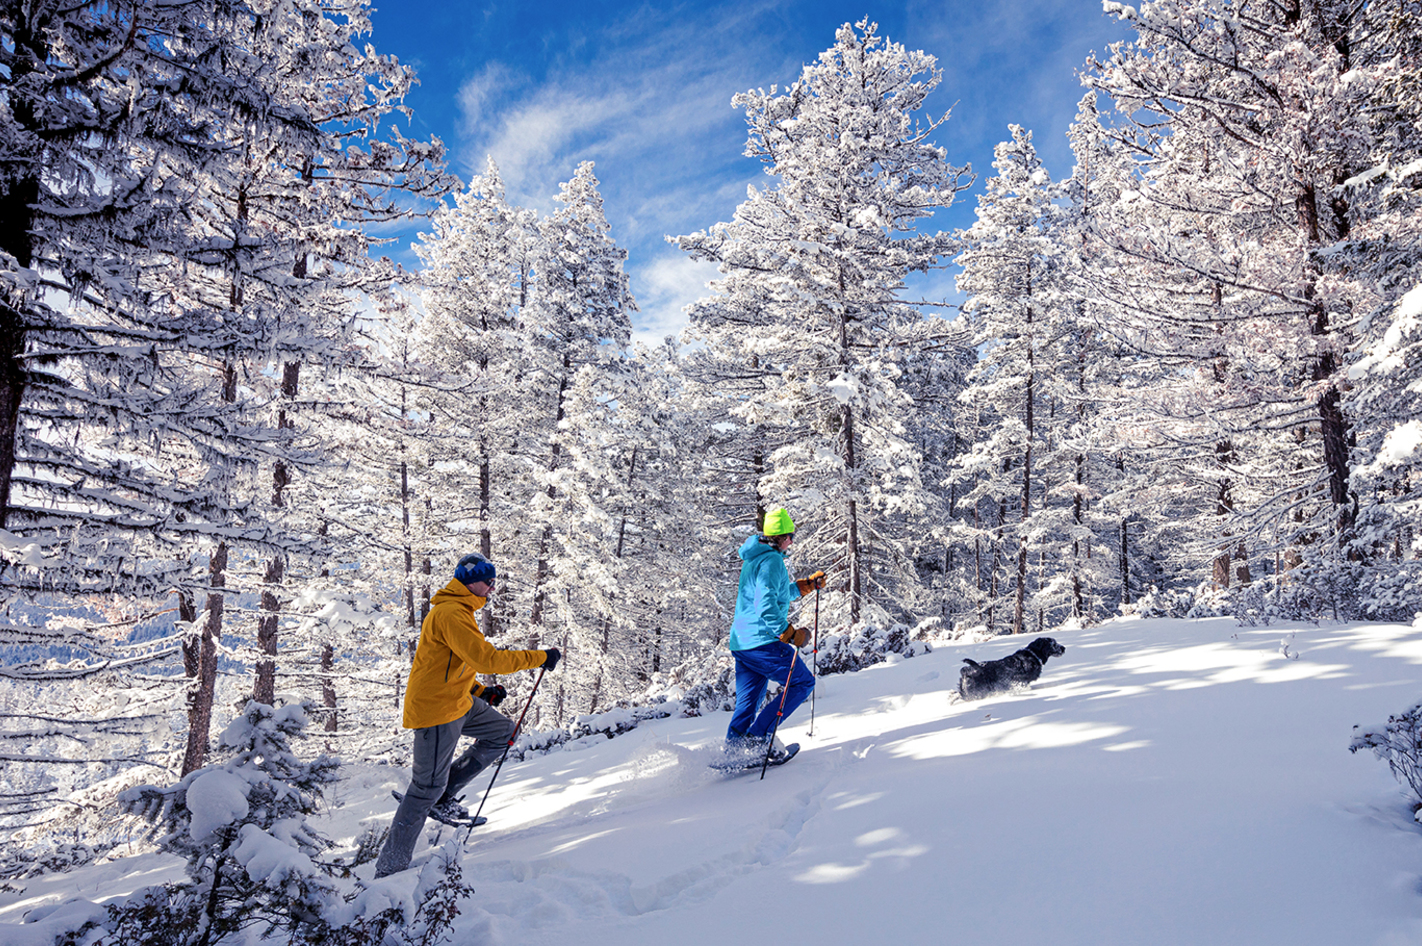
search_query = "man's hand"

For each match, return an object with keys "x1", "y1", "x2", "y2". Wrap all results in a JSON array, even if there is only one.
[
  {"x1": 780, "y1": 624, "x2": 808, "y2": 647},
  {"x1": 795, "y1": 570, "x2": 826, "y2": 595},
  {"x1": 480, "y1": 684, "x2": 507, "y2": 707},
  {"x1": 542, "y1": 647, "x2": 562, "y2": 672}
]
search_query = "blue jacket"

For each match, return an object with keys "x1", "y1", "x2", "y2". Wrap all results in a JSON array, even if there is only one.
[{"x1": 728, "y1": 534, "x2": 802, "y2": 651}]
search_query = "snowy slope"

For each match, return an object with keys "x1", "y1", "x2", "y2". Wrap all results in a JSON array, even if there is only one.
[{"x1": 6, "y1": 616, "x2": 1422, "y2": 945}]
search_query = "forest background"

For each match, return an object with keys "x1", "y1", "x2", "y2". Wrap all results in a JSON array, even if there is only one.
[{"x1": 2, "y1": 0, "x2": 1421, "y2": 862}]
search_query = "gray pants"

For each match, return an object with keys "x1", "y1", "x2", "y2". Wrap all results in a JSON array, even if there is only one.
[{"x1": 374, "y1": 697, "x2": 514, "y2": 877}]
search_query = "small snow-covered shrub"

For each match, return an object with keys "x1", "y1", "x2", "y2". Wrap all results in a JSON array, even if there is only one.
[
  {"x1": 1184, "y1": 582, "x2": 1232, "y2": 619},
  {"x1": 1122, "y1": 584, "x2": 1196, "y2": 619},
  {"x1": 1351, "y1": 701, "x2": 1422, "y2": 813},
  {"x1": 516, "y1": 702, "x2": 680, "y2": 756},
  {"x1": 48, "y1": 846, "x2": 474, "y2": 946},
  {"x1": 113, "y1": 701, "x2": 344, "y2": 943},
  {"x1": 0, "y1": 840, "x2": 110, "y2": 881},
  {"x1": 349, "y1": 825, "x2": 389, "y2": 868},
  {"x1": 508, "y1": 650, "x2": 737, "y2": 760},
  {"x1": 814, "y1": 622, "x2": 929, "y2": 676},
  {"x1": 67, "y1": 701, "x2": 476, "y2": 946}
]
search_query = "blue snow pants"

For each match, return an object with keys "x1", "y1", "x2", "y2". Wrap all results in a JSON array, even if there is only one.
[{"x1": 727, "y1": 641, "x2": 815, "y2": 741}]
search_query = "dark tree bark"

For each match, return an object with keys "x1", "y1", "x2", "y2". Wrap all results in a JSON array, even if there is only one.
[
  {"x1": 182, "y1": 542, "x2": 228, "y2": 776},
  {"x1": 254, "y1": 362, "x2": 300, "y2": 705}
]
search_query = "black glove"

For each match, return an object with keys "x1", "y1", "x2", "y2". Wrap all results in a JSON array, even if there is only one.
[
  {"x1": 542, "y1": 647, "x2": 561, "y2": 672},
  {"x1": 480, "y1": 684, "x2": 507, "y2": 707}
]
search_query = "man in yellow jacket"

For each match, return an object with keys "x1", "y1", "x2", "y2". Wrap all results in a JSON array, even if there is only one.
[{"x1": 374, "y1": 552, "x2": 560, "y2": 877}]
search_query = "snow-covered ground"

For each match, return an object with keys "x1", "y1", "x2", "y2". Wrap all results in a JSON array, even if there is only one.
[{"x1": 6, "y1": 615, "x2": 1422, "y2": 944}]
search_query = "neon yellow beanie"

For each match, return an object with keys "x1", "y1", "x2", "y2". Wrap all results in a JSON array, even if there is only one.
[{"x1": 763, "y1": 507, "x2": 795, "y2": 536}]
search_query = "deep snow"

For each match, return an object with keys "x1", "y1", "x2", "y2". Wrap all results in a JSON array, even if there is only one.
[{"x1": 6, "y1": 615, "x2": 1422, "y2": 945}]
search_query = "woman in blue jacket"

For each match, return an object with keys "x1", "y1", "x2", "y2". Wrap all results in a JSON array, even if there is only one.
[{"x1": 726, "y1": 507, "x2": 824, "y2": 761}]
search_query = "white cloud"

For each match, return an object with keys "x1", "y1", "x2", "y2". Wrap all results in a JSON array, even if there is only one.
[
  {"x1": 457, "y1": 62, "x2": 520, "y2": 137},
  {"x1": 628, "y1": 254, "x2": 720, "y2": 348},
  {"x1": 448, "y1": 5, "x2": 796, "y2": 246}
]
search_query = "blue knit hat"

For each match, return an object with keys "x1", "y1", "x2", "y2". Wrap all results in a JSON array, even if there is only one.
[{"x1": 454, "y1": 552, "x2": 496, "y2": 585}]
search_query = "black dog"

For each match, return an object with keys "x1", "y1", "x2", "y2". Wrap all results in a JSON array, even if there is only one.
[{"x1": 958, "y1": 637, "x2": 1066, "y2": 701}]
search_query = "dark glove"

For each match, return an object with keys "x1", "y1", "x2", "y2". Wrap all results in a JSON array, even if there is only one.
[
  {"x1": 780, "y1": 624, "x2": 808, "y2": 647},
  {"x1": 795, "y1": 570, "x2": 826, "y2": 595},
  {"x1": 480, "y1": 684, "x2": 507, "y2": 707},
  {"x1": 542, "y1": 647, "x2": 561, "y2": 672}
]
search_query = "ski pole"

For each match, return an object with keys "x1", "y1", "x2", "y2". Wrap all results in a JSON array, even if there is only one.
[
  {"x1": 808, "y1": 585, "x2": 819, "y2": 737},
  {"x1": 467, "y1": 666, "x2": 545, "y2": 841},
  {"x1": 760, "y1": 643, "x2": 800, "y2": 780}
]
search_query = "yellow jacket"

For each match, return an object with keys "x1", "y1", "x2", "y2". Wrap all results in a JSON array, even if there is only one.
[{"x1": 403, "y1": 579, "x2": 547, "y2": 729}]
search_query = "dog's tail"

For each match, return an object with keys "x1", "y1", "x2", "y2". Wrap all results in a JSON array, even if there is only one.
[{"x1": 962, "y1": 658, "x2": 982, "y2": 669}]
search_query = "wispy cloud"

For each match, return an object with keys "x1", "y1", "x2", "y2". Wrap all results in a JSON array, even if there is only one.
[
  {"x1": 438, "y1": 1, "x2": 1127, "y2": 342},
  {"x1": 630, "y1": 253, "x2": 721, "y2": 348},
  {"x1": 449, "y1": 5, "x2": 799, "y2": 342},
  {"x1": 453, "y1": 8, "x2": 777, "y2": 227}
]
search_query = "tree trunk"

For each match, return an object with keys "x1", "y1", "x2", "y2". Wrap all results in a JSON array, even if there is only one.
[
  {"x1": 1013, "y1": 308, "x2": 1034, "y2": 636},
  {"x1": 402, "y1": 455, "x2": 415, "y2": 632},
  {"x1": 479, "y1": 453, "x2": 495, "y2": 637},
  {"x1": 179, "y1": 590, "x2": 200, "y2": 676},
  {"x1": 321, "y1": 643, "x2": 337, "y2": 733},
  {"x1": 529, "y1": 357, "x2": 571, "y2": 631},
  {"x1": 0, "y1": 173, "x2": 37, "y2": 530},
  {"x1": 0, "y1": 18, "x2": 41, "y2": 531},
  {"x1": 1117, "y1": 454, "x2": 1131, "y2": 606},
  {"x1": 253, "y1": 554, "x2": 284, "y2": 706},
  {"x1": 1299, "y1": 178, "x2": 1355, "y2": 543},
  {"x1": 400, "y1": 384, "x2": 417, "y2": 636},
  {"x1": 843, "y1": 404, "x2": 862, "y2": 626},
  {"x1": 182, "y1": 542, "x2": 228, "y2": 776},
  {"x1": 421, "y1": 496, "x2": 433, "y2": 627},
  {"x1": 254, "y1": 362, "x2": 298, "y2": 705}
]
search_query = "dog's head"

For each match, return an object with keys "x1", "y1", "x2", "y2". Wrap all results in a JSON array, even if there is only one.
[{"x1": 1028, "y1": 637, "x2": 1065, "y2": 663}]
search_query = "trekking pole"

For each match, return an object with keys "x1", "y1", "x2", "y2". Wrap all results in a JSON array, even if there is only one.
[
  {"x1": 466, "y1": 666, "x2": 546, "y2": 841},
  {"x1": 760, "y1": 644, "x2": 800, "y2": 780},
  {"x1": 808, "y1": 585, "x2": 819, "y2": 737}
]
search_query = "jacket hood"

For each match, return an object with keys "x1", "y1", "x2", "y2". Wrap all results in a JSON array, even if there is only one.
[
  {"x1": 431, "y1": 578, "x2": 487, "y2": 610},
  {"x1": 738, "y1": 533, "x2": 781, "y2": 564}
]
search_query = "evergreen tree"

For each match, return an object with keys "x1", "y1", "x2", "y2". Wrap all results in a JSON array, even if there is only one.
[
  {"x1": 677, "y1": 19, "x2": 972, "y2": 629},
  {"x1": 953, "y1": 126, "x2": 1063, "y2": 634},
  {"x1": 1083, "y1": 0, "x2": 1398, "y2": 608}
]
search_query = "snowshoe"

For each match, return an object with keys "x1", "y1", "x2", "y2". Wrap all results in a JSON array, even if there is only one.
[
  {"x1": 390, "y1": 790, "x2": 488, "y2": 828},
  {"x1": 710, "y1": 737, "x2": 800, "y2": 774}
]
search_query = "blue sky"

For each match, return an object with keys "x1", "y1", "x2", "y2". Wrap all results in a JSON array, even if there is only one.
[{"x1": 368, "y1": 1, "x2": 1131, "y2": 346}]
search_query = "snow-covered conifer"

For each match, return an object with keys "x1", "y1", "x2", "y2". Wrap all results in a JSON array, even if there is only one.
[
  {"x1": 677, "y1": 19, "x2": 972, "y2": 629},
  {"x1": 953, "y1": 126, "x2": 1066, "y2": 634},
  {"x1": 1082, "y1": 0, "x2": 1401, "y2": 609}
]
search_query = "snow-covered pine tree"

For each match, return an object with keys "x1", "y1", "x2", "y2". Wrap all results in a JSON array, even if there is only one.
[
  {"x1": 107, "y1": 700, "x2": 472, "y2": 946},
  {"x1": 0, "y1": 0, "x2": 453, "y2": 782},
  {"x1": 414, "y1": 161, "x2": 635, "y2": 726},
  {"x1": 118, "y1": 702, "x2": 343, "y2": 943},
  {"x1": 952, "y1": 125, "x2": 1113, "y2": 633},
  {"x1": 1053, "y1": 92, "x2": 1159, "y2": 618},
  {"x1": 317, "y1": 292, "x2": 443, "y2": 646},
  {"x1": 414, "y1": 160, "x2": 537, "y2": 640},
  {"x1": 1348, "y1": 286, "x2": 1422, "y2": 617},
  {"x1": 677, "y1": 19, "x2": 972, "y2": 629},
  {"x1": 519, "y1": 163, "x2": 635, "y2": 724},
  {"x1": 1338, "y1": 5, "x2": 1422, "y2": 616},
  {"x1": 953, "y1": 126, "x2": 1062, "y2": 635},
  {"x1": 1083, "y1": 0, "x2": 1393, "y2": 611},
  {"x1": 550, "y1": 341, "x2": 724, "y2": 714},
  {"x1": 899, "y1": 336, "x2": 976, "y2": 626}
]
